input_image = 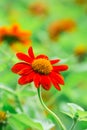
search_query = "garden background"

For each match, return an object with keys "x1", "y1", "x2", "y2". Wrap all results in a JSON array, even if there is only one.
[{"x1": 0, "y1": 0, "x2": 87, "y2": 130}]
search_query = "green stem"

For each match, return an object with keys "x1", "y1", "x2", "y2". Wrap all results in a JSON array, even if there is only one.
[
  {"x1": 0, "y1": 85, "x2": 24, "y2": 113},
  {"x1": 70, "y1": 120, "x2": 77, "y2": 130},
  {"x1": 70, "y1": 119, "x2": 78, "y2": 130},
  {"x1": 70, "y1": 113, "x2": 78, "y2": 130},
  {"x1": 0, "y1": 85, "x2": 16, "y2": 95},
  {"x1": 15, "y1": 95, "x2": 24, "y2": 112},
  {"x1": 37, "y1": 87, "x2": 66, "y2": 130}
]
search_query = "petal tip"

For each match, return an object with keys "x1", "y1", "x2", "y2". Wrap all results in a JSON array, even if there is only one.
[{"x1": 28, "y1": 46, "x2": 35, "y2": 58}]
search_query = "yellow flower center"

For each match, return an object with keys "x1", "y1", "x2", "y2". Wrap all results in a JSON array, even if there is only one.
[
  {"x1": 32, "y1": 58, "x2": 52, "y2": 75},
  {"x1": 0, "y1": 111, "x2": 6, "y2": 122}
]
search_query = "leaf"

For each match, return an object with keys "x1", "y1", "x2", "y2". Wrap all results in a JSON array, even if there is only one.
[
  {"x1": 67, "y1": 103, "x2": 84, "y2": 114},
  {"x1": 77, "y1": 111, "x2": 87, "y2": 121},
  {"x1": 62, "y1": 103, "x2": 85, "y2": 119},
  {"x1": 9, "y1": 114, "x2": 44, "y2": 130},
  {"x1": 78, "y1": 111, "x2": 87, "y2": 118},
  {"x1": 62, "y1": 111, "x2": 73, "y2": 118},
  {"x1": 62, "y1": 103, "x2": 87, "y2": 122},
  {"x1": 3, "y1": 103, "x2": 17, "y2": 114},
  {"x1": 80, "y1": 118, "x2": 87, "y2": 121},
  {"x1": 8, "y1": 116, "x2": 26, "y2": 130}
]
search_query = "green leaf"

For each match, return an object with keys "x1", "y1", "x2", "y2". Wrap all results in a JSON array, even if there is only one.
[
  {"x1": 9, "y1": 114, "x2": 44, "y2": 130},
  {"x1": 8, "y1": 116, "x2": 26, "y2": 130},
  {"x1": 80, "y1": 118, "x2": 87, "y2": 122},
  {"x1": 62, "y1": 103, "x2": 87, "y2": 122},
  {"x1": 78, "y1": 111, "x2": 87, "y2": 118},
  {"x1": 77, "y1": 111, "x2": 87, "y2": 121},
  {"x1": 62, "y1": 103, "x2": 85, "y2": 119},
  {"x1": 67, "y1": 103, "x2": 84, "y2": 114},
  {"x1": 3, "y1": 103, "x2": 17, "y2": 114},
  {"x1": 62, "y1": 111, "x2": 73, "y2": 118}
]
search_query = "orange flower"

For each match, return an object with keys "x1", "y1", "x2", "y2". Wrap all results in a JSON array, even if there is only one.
[
  {"x1": 60, "y1": 19, "x2": 76, "y2": 32},
  {"x1": 75, "y1": 0, "x2": 87, "y2": 5},
  {"x1": 0, "y1": 111, "x2": 7, "y2": 123},
  {"x1": 29, "y1": 2, "x2": 47, "y2": 15},
  {"x1": 74, "y1": 45, "x2": 87, "y2": 62},
  {"x1": 0, "y1": 24, "x2": 31, "y2": 51},
  {"x1": 75, "y1": 45, "x2": 87, "y2": 55},
  {"x1": 48, "y1": 21, "x2": 62, "y2": 40},
  {"x1": 11, "y1": 47, "x2": 68, "y2": 91},
  {"x1": 48, "y1": 19, "x2": 76, "y2": 40}
]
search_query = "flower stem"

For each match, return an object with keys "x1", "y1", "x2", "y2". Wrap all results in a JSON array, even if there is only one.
[
  {"x1": 70, "y1": 113, "x2": 78, "y2": 130},
  {"x1": 0, "y1": 85, "x2": 16, "y2": 95},
  {"x1": 37, "y1": 87, "x2": 66, "y2": 130},
  {"x1": 15, "y1": 95, "x2": 24, "y2": 112},
  {"x1": 70, "y1": 120, "x2": 78, "y2": 130}
]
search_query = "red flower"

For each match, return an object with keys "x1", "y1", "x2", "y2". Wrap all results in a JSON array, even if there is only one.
[{"x1": 11, "y1": 47, "x2": 68, "y2": 90}]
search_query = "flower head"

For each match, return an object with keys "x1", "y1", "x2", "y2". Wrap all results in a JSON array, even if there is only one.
[
  {"x1": 74, "y1": 44, "x2": 87, "y2": 62},
  {"x1": 60, "y1": 19, "x2": 76, "y2": 32},
  {"x1": 0, "y1": 111, "x2": 7, "y2": 123},
  {"x1": 11, "y1": 47, "x2": 68, "y2": 91},
  {"x1": 75, "y1": 0, "x2": 87, "y2": 5},
  {"x1": 48, "y1": 19, "x2": 76, "y2": 40},
  {"x1": 0, "y1": 24, "x2": 31, "y2": 51},
  {"x1": 75, "y1": 45, "x2": 87, "y2": 56},
  {"x1": 29, "y1": 2, "x2": 47, "y2": 15}
]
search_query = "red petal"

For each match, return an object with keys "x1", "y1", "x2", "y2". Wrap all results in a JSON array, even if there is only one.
[
  {"x1": 50, "y1": 59, "x2": 60, "y2": 64},
  {"x1": 56, "y1": 74, "x2": 64, "y2": 85},
  {"x1": 18, "y1": 71, "x2": 35, "y2": 85},
  {"x1": 50, "y1": 71, "x2": 64, "y2": 85},
  {"x1": 41, "y1": 75, "x2": 51, "y2": 90},
  {"x1": 11, "y1": 62, "x2": 32, "y2": 75},
  {"x1": 53, "y1": 65, "x2": 68, "y2": 72},
  {"x1": 16, "y1": 53, "x2": 33, "y2": 63},
  {"x1": 50, "y1": 77, "x2": 61, "y2": 91},
  {"x1": 36, "y1": 55, "x2": 48, "y2": 59},
  {"x1": 33, "y1": 73, "x2": 41, "y2": 88},
  {"x1": 28, "y1": 47, "x2": 35, "y2": 58}
]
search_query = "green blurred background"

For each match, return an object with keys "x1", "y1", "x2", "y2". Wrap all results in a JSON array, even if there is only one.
[{"x1": 0, "y1": 0, "x2": 87, "y2": 130}]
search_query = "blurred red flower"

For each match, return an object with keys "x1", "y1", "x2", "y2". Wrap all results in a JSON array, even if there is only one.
[{"x1": 11, "y1": 47, "x2": 68, "y2": 91}]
